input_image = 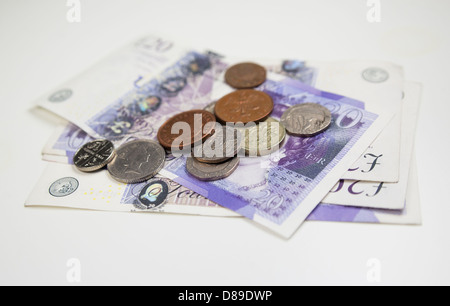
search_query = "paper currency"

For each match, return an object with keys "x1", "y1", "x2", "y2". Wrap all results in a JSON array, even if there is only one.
[
  {"x1": 25, "y1": 156, "x2": 421, "y2": 225},
  {"x1": 321, "y1": 81, "x2": 422, "y2": 209},
  {"x1": 25, "y1": 162, "x2": 238, "y2": 217},
  {"x1": 42, "y1": 79, "x2": 420, "y2": 212},
  {"x1": 215, "y1": 58, "x2": 404, "y2": 183},
  {"x1": 161, "y1": 78, "x2": 391, "y2": 238},
  {"x1": 309, "y1": 154, "x2": 421, "y2": 225},
  {"x1": 310, "y1": 60, "x2": 404, "y2": 183},
  {"x1": 36, "y1": 35, "x2": 201, "y2": 141}
]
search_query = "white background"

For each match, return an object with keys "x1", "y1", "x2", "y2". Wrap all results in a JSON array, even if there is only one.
[{"x1": 0, "y1": 0, "x2": 449, "y2": 285}]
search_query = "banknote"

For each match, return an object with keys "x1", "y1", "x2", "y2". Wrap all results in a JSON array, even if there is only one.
[
  {"x1": 309, "y1": 60, "x2": 404, "y2": 183},
  {"x1": 41, "y1": 80, "x2": 419, "y2": 212},
  {"x1": 321, "y1": 81, "x2": 422, "y2": 209},
  {"x1": 35, "y1": 35, "x2": 202, "y2": 140},
  {"x1": 161, "y1": 78, "x2": 391, "y2": 238},
  {"x1": 24, "y1": 162, "x2": 238, "y2": 217},
  {"x1": 214, "y1": 58, "x2": 404, "y2": 183},
  {"x1": 308, "y1": 154, "x2": 421, "y2": 225},
  {"x1": 42, "y1": 123, "x2": 93, "y2": 163},
  {"x1": 25, "y1": 156, "x2": 420, "y2": 225}
]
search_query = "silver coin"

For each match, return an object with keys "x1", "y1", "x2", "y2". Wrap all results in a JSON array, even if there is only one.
[
  {"x1": 203, "y1": 101, "x2": 216, "y2": 114},
  {"x1": 107, "y1": 139, "x2": 166, "y2": 184},
  {"x1": 73, "y1": 139, "x2": 115, "y2": 172},
  {"x1": 49, "y1": 177, "x2": 79, "y2": 197},
  {"x1": 192, "y1": 126, "x2": 242, "y2": 163},
  {"x1": 280, "y1": 103, "x2": 331, "y2": 137},
  {"x1": 362, "y1": 67, "x2": 389, "y2": 83},
  {"x1": 186, "y1": 156, "x2": 240, "y2": 181}
]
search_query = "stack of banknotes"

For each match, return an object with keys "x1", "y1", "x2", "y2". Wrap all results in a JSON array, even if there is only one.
[{"x1": 25, "y1": 35, "x2": 422, "y2": 238}]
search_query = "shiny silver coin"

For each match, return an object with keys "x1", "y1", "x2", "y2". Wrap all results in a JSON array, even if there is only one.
[
  {"x1": 107, "y1": 140, "x2": 166, "y2": 184},
  {"x1": 186, "y1": 156, "x2": 240, "y2": 181},
  {"x1": 73, "y1": 139, "x2": 116, "y2": 172},
  {"x1": 203, "y1": 101, "x2": 216, "y2": 114},
  {"x1": 280, "y1": 103, "x2": 332, "y2": 137},
  {"x1": 192, "y1": 126, "x2": 242, "y2": 163}
]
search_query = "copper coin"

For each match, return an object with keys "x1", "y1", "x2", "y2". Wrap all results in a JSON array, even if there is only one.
[
  {"x1": 157, "y1": 110, "x2": 216, "y2": 150},
  {"x1": 215, "y1": 89, "x2": 274, "y2": 124},
  {"x1": 225, "y1": 62, "x2": 267, "y2": 89}
]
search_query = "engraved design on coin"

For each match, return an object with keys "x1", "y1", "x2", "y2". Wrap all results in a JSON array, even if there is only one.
[
  {"x1": 242, "y1": 118, "x2": 286, "y2": 156},
  {"x1": 157, "y1": 110, "x2": 216, "y2": 150},
  {"x1": 215, "y1": 89, "x2": 274, "y2": 124},
  {"x1": 362, "y1": 67, "x2": 389, "y2": 83},
  {"x1": 48, "y1": 89, "x2": 73, "y2": 102},
  {"x1": 186, "y1": 156, "x2": 240, "y2": 181},
  {"x1": 225, "y1": 62, "x2": 267, "y2": 89},
  {"x1": 107, "y1": 140, "x2": 166, "y2": 184},
  {"x1": 136, "y1": 178, "x2": 169, "y2": 210},
  {"x1": 73, "y1": 139, "x2": 115, "y2": 172},
  {"x1": 281, "y1": 103, "x2": 332, "y2": 137},
  {"x1": 192, "y1": 126, "x2": 242, "y2": 163},
  {"x1": 49, "y1": 177, "x2": 79, "y2": 197}
]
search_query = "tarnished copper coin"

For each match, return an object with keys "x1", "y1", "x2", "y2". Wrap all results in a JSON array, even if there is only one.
[
  {"x1": 215, "y1": 89, "x2": 274, "y2": 124},
  {"x1": 225, "y1": 62, "x2": 267, "y2": 89},
  {"x1": 157, "y1": 110, "x2": 216, "y2": 150}
]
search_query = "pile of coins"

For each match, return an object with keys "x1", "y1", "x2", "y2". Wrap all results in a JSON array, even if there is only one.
[
  {"x1": 187, "y1": 126, "x2": 242, "y2": 181},
  {"x1": 73, "y1": 62, "x2": 332, "y2": 184}
]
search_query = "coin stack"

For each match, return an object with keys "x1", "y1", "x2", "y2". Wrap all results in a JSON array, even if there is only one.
[{"x1": 187, "y1": 126, "x2": 242, "y2": 181}]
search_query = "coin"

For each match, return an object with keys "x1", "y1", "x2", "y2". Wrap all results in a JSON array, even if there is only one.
[
  {"x1": 215, "y1": 89, "x2": 273, "y2": 124},
  {"x1": 107, "y1": 139, "x2": 166, "y2": 184},
  {"x1": 73, "y1": 139, "x2": 115, "y2": 172},
  {"x1": 280, "y1": 103, "x2": 332, "y2": 137},
  {"x1": 157, "y1": 110, "x2": 216, "y2": 151},
  {"x1": 224, "y1": 62, "x2": 266, "y2": 89},
  {"x1": 192, "y1": 126, "x2": 242, "y2": 163},
  {"x1": 242, "y1": 118, "x2": 286, "y2": 156},
  {"x1": 203, "y1": 101, "x2": 216, "y2": 114},
  {"x1": 186, "y1": 156, "x2": 240, "y2": 181}
]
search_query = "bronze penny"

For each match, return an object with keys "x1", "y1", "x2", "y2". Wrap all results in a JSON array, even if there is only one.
[
  {"x1": 157, "y1": 110, "x2": 216, "y2": 150},
  {"x1": 215, "y1": 89, "x2": 274, "y2": 124},
  {"x1": 225, "y1": 62, "x2": 267, "y2": 89}
]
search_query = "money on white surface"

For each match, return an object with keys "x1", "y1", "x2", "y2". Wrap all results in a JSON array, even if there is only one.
[
  {"x1": 321, "y1": 81, "x2": 422, "y2": 209},
  {"x1": 215, "y1": 58, "x2": 403, "y2": 183},
  {"x1": 161, "y1": 78, "x2": 391, "y2": 238}
]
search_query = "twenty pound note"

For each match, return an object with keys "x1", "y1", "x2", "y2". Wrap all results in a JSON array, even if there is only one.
[{"x1": 160, "y1": 79, "x2": 392, "y2": 238}]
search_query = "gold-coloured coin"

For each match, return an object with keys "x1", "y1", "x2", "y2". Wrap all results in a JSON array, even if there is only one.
[{"x1": 241, "y1": 117, "x2": 286, "y2": 156}]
